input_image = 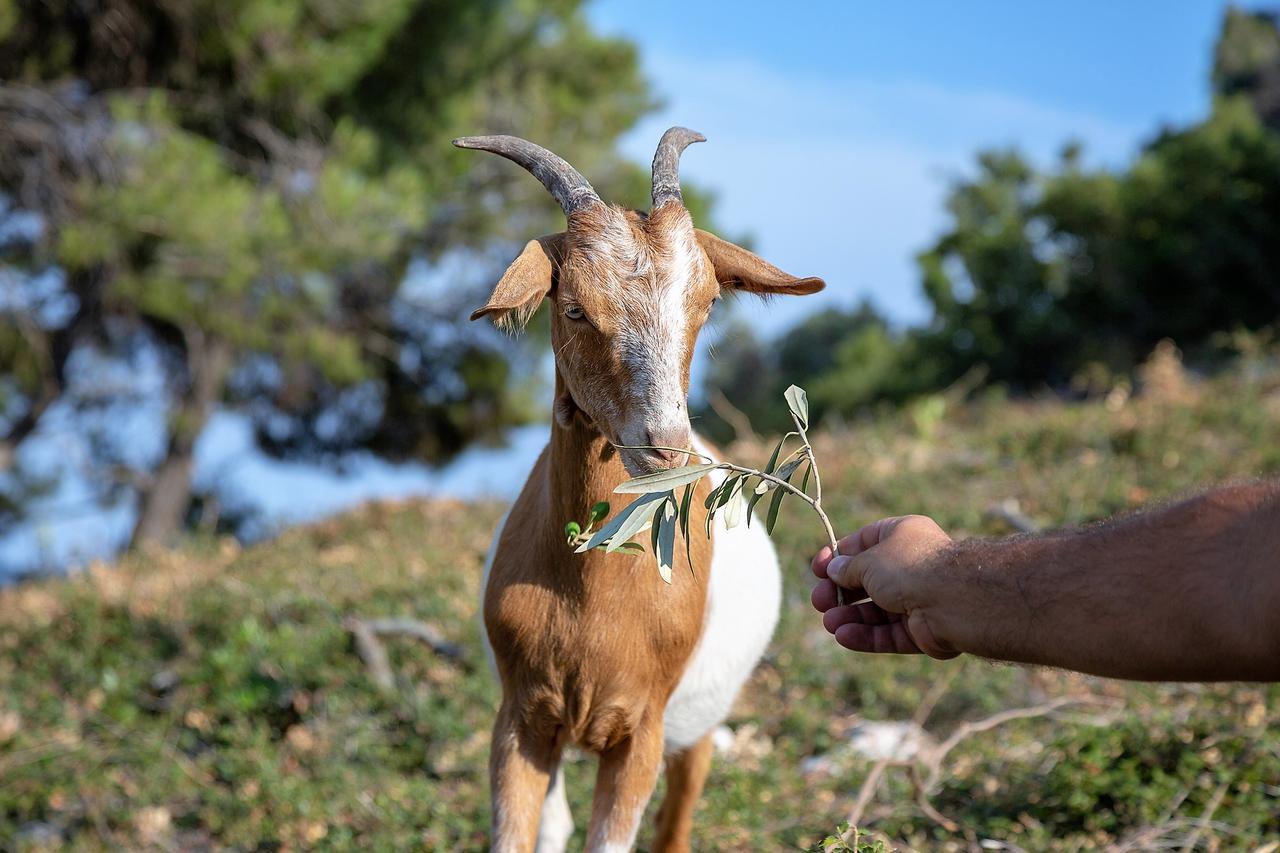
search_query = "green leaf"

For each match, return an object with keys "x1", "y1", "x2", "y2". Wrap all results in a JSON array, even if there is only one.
[
  {"x1": 722, "y1": 482, "x2": 747, "y2": 529},
  {"x1": 578, "y1": 491, "x2": 669, "y2": 552},
  {"x1": 765, "y1": 463, "x2": 801, "y2": 535},
  {"x1": 604, "y1": 492, "x2": 670, "y2": 553},
  {"x1": 590, "y1": 501, "x2": 610, "y2": 524},
  {"x1": 746, "y1": 482, "x2": 767, "y2": 527},
  {"x1": 763, "y1": 434, "x2": 790, "y2": 475},
  {"x1": 800, "y1": 461, "x2": 812, "y2": 496},
  {"x1": 679, "y1": 483, "x2": 695, "y2": 575},
  {"x1": 776, "y1": 456, "x2": 805, "y2": 482},
  {"x1": 703, "y1": 474, "x2": 736, "y2": 534},
  {"x1": 615, "y1": 463, "x2": 719, "y2": 494},
  {"x1": 651, "y1": 497, "x2": 664, "y2": 556},
  {"x1": 765, "y1": 481, "x2": 786, "y2": 534},
  {"x1": 656, "y1": 501, "x2": 677, "y2": 584},
  {"x1": 784, "y1": 384, "x2": 809, "y2": 430},
  {"x1": 615, "y1": 541, "x2": 646, "y2": 554}
]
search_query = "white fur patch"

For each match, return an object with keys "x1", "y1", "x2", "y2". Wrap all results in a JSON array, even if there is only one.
[
  {"x1": 662, "y1": 434, "x2": 783, "y2": 752},
  {"x1": 535, "y1": 763, "x2": 573, "y2": 853},
  {"x1": 616, "y1": 228, "x2": 701, "y2": 449}
]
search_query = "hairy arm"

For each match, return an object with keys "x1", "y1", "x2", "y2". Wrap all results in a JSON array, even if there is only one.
[{"x1": 812, "y1": 480, "x2": 1280, "y2": 681}]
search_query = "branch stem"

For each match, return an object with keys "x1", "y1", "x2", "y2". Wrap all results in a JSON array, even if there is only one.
[{"x1": 612, "y1": 437, "x2": 848, "y2": 606}]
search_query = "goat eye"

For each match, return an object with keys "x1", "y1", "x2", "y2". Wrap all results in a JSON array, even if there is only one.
[{"x1": 564, "y1": 305, "x2": 585, "y2": 321}]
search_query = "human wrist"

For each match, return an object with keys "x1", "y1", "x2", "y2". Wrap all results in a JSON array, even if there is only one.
[{"x1": 908, "y1": 540, "x2": 974, "y2": 657}]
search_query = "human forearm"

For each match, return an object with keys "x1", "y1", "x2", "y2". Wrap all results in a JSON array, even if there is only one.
[{"x1": 924, "y1": 481, "x2": 1280, "y2": 680}]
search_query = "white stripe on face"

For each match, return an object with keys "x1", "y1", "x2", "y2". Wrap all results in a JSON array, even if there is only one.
[{"x1": 617, "y1": 228, "x2": 700, "y2": 449}]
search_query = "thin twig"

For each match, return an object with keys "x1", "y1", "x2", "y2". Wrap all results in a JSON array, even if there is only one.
[
  {"x1": 1179, "y1": 779, "x2": 1229, "y2": 853},
  {"x1": 706, "y1": 388, "x2": 759, "y2": 445},
  {"x1": 345, "y1": 618, "x2": 395, "y2": 691},
  {"x1": 847, "y1": 663, "x2": 964, "y2": 830},
  {"x1": 344, "y1": 617, "x2": 468, "y2": 693},
  {"x1": 986, "y1": 498, "x2": 1041, "y2": 534},
  {"x1": 360, "y1": 617, "x2": 467, "y2": 663},
  {"x1": 913, "y1": 695, "x2": 1118, "y2": 832},
  {"x1": 612, "y1": 435, "x2": 849, "y2": 606}
]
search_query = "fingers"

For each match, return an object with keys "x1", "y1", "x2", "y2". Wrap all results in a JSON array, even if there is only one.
[
  {"x1": 812, "y1": 517, "x2": 907, "y2": 578},
  {"x1": 834, "y1": 621, "x2": 924, "y2": 655},
  {"x1": 810, "y1": 578, "x2": 867, "y2": 611},
  {"x1": 821, "y1": 601, "x2": 898, "y2": 634}
]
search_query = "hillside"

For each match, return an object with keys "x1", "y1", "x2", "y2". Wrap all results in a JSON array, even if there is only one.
[{"x1": 3, "y1": 349, "x2": 1280, "y2": 850}]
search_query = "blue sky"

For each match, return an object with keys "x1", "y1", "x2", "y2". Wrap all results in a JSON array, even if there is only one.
[
  {"x1": 2, "y1": 1, "x2": 1264, "y2": 577},
  {"x1": 590, "y1": 0, "x2": 1252, "y2": 330}
]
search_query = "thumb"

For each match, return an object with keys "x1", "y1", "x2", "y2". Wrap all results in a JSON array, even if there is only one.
[{"x1": 825, "y1": 551, "x2": 873, "y2": 594}]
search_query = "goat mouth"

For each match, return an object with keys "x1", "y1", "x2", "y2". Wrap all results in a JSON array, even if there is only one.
[{"x1": 617, "y1": 446, "x2": 691, "y2": 477}]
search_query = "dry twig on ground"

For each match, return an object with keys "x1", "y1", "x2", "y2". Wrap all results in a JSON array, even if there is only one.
[{"x1": 344, "y1": 617, "x2": 467, "y2": 692}]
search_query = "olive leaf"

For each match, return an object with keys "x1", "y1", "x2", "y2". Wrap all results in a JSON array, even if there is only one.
[
  {"x1": 604, "y1": 492, "x2": 668, "y2": 553},
  {"x1": 721, "y1": 479, "x2": 747, "y2": 529},
  {"x1": 656, "y1": 498, "x2": 677, "y2": 584},
  {"x1": 776, "y1": 455, "x2": 806, "y2": 482},
  {"x1": 706, "y1": 474, "x2": 740, "y2": 538},
  {"x1": 614, "y1": 463, "x2": 719, "y2": 494},
  {"x1": 678, "y1": 483, "x2": 695, "y2": 575},
  {"x1": 577, "y1": 490, "x2": 669, "y2": 553},
  {"x1": 763, "y1": 433, "x2": 793, "y2": 475},
  {"x1": 765, "y1": 459, "x2": 803, "y2": 534},
  {"x1": 784, "y1": 384, "x2": 809, "y2": 430},
  {"x1": 565, "y1": 384, "x2": 840, "y2": 590}
]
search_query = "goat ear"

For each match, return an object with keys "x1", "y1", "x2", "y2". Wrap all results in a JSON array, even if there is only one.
[
  {"x1": 694, "y1": 228, "x2": 824, "y2": 296},
  {"x1": 470, "y1": 234, "x2": 564, "y2": 329}
]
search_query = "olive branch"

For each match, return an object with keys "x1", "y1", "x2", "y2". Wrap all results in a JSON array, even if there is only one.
[{"x1": 564, "y1": 385, "x2": 847, "y2": 606}]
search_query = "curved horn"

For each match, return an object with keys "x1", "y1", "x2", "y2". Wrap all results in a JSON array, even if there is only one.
[
  {"x1": 452, "y1": 135, "x2": 602, "y2": 215},
  {"x1": 650, "y1": 126, "x2": 706, "y2": 210}
]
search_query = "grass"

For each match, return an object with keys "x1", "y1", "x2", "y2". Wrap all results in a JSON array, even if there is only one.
[{"x1": 2, "y1": 351, "x2": 1280, "y2": 850}]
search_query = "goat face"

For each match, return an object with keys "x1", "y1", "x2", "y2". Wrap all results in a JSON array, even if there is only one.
[
  {"x1": 461, "y1": 129, "x2": 825, "y2": 475},
  {"x1": 550, "y1": 203, "x2": 714, "y2": 474}
]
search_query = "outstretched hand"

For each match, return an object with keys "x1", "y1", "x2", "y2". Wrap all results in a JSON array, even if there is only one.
[{"x1": 811, "y1": 515, "x2": 959, "y2": 659}]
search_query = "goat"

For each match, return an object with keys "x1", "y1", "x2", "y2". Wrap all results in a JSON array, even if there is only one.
[{"x1": 457, "y1": 128, "x2": 824, "y2": 852}]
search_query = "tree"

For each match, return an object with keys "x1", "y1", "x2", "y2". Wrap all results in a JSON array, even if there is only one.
[
  {"x1": 916, "y1": 8, "x2": 1280, "y2": 392},
  {"x1": 0, "y1": 0, "x2": 658, "y2": 548},
  {"x1": 699, "y1": 301, "x2": 906, "y2": 440}
]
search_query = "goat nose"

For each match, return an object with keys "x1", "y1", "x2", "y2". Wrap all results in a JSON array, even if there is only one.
[{"x1": 644, "y1": 428, "x2": 690, "y2": 464}]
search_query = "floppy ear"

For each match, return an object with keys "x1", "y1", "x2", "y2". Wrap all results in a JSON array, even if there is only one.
[
  {"x1": 695, "y1": 228, "x2": 824, "y2": 296},
  {"x1": 470, "y1": 233, "x2": 564, "y2": 329}
]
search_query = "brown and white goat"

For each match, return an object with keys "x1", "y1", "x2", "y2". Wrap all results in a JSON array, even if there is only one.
[{"x1": 458, "y1": 128, "x2": 824, "y2": 852}]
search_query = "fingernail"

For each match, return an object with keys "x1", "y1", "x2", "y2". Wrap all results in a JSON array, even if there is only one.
[{"x1": 827, "y1": 555, "x2": 849, "y2": 581}]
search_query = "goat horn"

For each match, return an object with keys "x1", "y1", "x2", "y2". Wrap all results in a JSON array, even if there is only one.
[
  {"x1": 452, "y1": 134, "x2": 602, "y2": 216},
  {"x1": 650, "y1": 126, "x2": 706, "y2": 210}
]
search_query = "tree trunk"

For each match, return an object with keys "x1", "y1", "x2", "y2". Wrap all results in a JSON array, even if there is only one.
[{"x1": 130, "y1": 330, "x2": 230, "y2": 548}]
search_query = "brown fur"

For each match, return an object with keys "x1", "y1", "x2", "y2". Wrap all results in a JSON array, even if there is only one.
[{"x1": 477, "y1": 200, "x2": 823, "y2": 851}]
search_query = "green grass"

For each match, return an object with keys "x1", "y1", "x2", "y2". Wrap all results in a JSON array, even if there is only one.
[{"x1": 3, "y1": 358, "x2": 1280, "y2": 850}]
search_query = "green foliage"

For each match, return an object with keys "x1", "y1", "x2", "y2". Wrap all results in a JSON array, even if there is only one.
[
  {"x1": 1214, "y1": 6, "x2": 1280, "y2": 130},
  {"x1": 700, "y1": 303, "x2": 913, "y2": 440},
  {"x1": 3, "y1": 359, "x2": 1278, "y2": 849},
  {"x1": 704, "y1": 10, "x2": 1280, "y2": 437},
  {"x1": 592, "y1": 386, "x2": 827, "y2": 583},
  {"x1": 0, "y1": 0, "x2": 667, "y2": 541},
  {"x1": 913, "y1": 19, "x2": 1280, "y2": 393},
  {"x1": 814, "y1": 824, "x2": 890, "y2": 853}
]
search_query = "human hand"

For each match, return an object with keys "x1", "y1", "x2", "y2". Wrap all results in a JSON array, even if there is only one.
[{"x1": 811, "y1": 515, "x2": 959, "y2": 659}]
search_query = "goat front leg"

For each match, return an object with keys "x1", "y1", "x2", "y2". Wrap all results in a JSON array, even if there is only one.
[
  {"x1": 583, "y1": 712, "x2": 666, "y2": 852},
  {"x1": 491, "y1": 701, "x2": 560, "y2": 853}
]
